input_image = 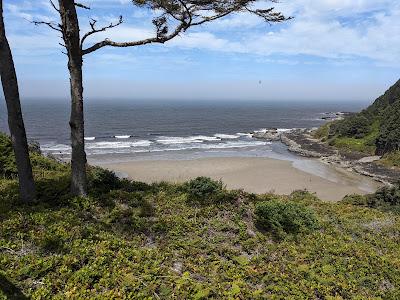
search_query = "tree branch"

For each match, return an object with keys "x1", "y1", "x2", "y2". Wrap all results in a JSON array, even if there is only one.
[
  {"x1": 82, "y1": 20, "x2": 189, "y2": 55},
  {"x1": 75, "y1": 2, "x2": 90, "y2": 10},
  {"x1": 32, "y1": 20, "x2": 62, "y2": 32},
  {"x1": 81, "y1": 0, "x2": 291, "y2": 55},
  {"x1": 80, "y1": 16, "x2": 123, "y2": 49},
  {"x1": 49, "y1": 0, "x2": 59, "y2": 12}
]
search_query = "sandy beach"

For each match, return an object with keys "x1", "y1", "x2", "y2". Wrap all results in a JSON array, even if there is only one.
[{"x1": 103, "y1": 157, "x2": 382, "y2": 201}]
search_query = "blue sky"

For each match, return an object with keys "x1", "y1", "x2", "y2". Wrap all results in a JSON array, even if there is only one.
[{"x1": 2, "y1": 0, "x2": 400, "y2": 102}]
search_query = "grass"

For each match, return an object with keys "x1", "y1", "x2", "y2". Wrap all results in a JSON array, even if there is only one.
[
  {"x1": 313, "y1": 122, "x2": 331, "y2": 141},
  {"x1": 378, "y1": 151, "x2": 400, "y2": 169},
  {"x1": 1, "y1": 172, "x2": 400, "y2": 298},
  {"x1": 314, "y1": 120, "x2": 380, "y2": 155},
  {"x1": 1, "y1": 134, "x2": 400, "y2": 299}
]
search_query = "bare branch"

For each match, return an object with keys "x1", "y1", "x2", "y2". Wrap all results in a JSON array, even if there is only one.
[
  {"x1": 80, "y1": 16, "x2": 123, "y2": 49},
  {"x1": 49, "y1": 0, "x2": 59, "y2": 12},
  {"x1": 32, "y1": 20, "x2": 62, "y2": 32}
]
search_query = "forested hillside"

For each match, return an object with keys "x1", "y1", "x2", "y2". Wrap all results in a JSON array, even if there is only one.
[{"x1": 317, "y1": 79, "x2": 400, "y2": 164}]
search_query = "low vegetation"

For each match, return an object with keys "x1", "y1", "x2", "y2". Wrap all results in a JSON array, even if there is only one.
[
  {"x1": 183, "y1": 177, "x2": 236, "y2": 205},
  {"x1": 315, "y1": 119, "x2": 380, "y2": 155},
  {"x1": 379, "y1": 150, "x2": 400, "y2": 169},
  {"x1": 254, "y1": 198, "x2": 319, "y2": 239},
  {"x1": 342, "y1": 183, "x2": 400, "y2": 213},
  {"x1": 1, "y1": 134, "x2": 400, "y2": 298}
]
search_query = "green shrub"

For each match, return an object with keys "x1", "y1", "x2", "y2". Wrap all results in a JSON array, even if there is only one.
[
  {"x1": 103, "y1": 190, "x2": 155, "y2": 218},
  {"x1": 183, "y1": 177, "x2": 231, "y2": 204},
  {"x1": 69, "y1": 196, "x2": 98, "y2": 210},
  {"x1": 1, "y1": 133, "x2": 67, "y2": 179},
  {"x1": 342, "y1": 184, "x2": 400, "y2": 212},
  {"x1": 379, "y1": 150, "x2": 400, "y2": 168},
  {"x1": 376, "y1": 102, "x2": 400, "y2": 155},
  {"x1": 106, "y1": 203, "x2": 150, "y2": 231},
  {"x1": 36, "y1": 173, "x2": 71, "y2": 203},
  {"x1": 38, "y1": 233, "x2": 65, "y2": 253},
  {"x1": 341, "y1": 194, "x2": 369, "y2": 206},
  {"x1": 0, "y1": 133, "x2": 17, "y2": 178},
  {"x1": 88, "y1": 167, "x2": 122, "y2": 194},
  {"x1": 104, "y1": 190, "x2": 146, "y2": 207},
  {"x1": 333, "y1": 114, "x2": 372, "y2": 139},
  {"x1": 255, "y1": 200, "x2": 319, "y2": 238},
  {"x1": 120, "y1": 179, "x2": 154, "y2": 193},
  {"x1": 313, "y1": 122, "x2": 331, "y2": 140},
  {"x1": 30, "y1": 153, "x2": 67, "y2": 173},
  {"x1": 369, "y1": 184, "x2": 400, "y2": 207},
  {"x1": 290, "y1": 190, "x2": 320, "y2": 203}
]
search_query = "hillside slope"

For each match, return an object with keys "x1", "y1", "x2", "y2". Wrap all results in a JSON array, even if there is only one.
[
  {"x1": 1, "y1": 133, "x2": 400, "y2": 298},
  {"x1": 318, "y1": 80, "x2": 400, "y2": 163}
]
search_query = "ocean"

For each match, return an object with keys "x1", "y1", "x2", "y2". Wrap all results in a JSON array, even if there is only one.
[{"x1": 0, "y1": 100, "x2": 366, "y2": 163}]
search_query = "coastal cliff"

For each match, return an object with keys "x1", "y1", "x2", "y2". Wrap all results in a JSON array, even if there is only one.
[{"x1": 252, "y1": 80, "x2": 400, "y2": 185}]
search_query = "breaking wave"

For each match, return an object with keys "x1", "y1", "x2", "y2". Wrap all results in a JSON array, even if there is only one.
[{"x1": 41, "y1": 131, "x2": 275, "y2": 157}]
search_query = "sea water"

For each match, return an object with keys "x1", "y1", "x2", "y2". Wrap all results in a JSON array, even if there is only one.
[{"x1": 0, "y1": 99, "x2": 367, "y2": 164}]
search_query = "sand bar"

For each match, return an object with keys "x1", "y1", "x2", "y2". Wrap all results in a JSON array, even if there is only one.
[{"x1": 102, "y1": 157, "x2": 382, "y2": 202}]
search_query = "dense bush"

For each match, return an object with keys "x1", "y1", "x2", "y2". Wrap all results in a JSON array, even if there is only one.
[
  {"x1": 341, "y1": 194, "x2": 369, "y2": 206},
  {"x1": 0, "y1": 133, "x2": 17, "y2": 178},
  {"x1": 342, "y1": 184, "x2": 400, "y2": 212},
  {"x1": 254, "y1": 200, "x2": 318, "y2": 238},
  {"x1": 88, "y1": 167, "x2": 122, "y2": 194},
  {"x1": 35, "y1": 173, "x2": 71, "y2": 203},
  {"x1": 183, "y1": 176, "x2": 233, "y2": 204},
  {"x1": 380, "y1": 151, "x2": 400, "y2": 168},
  {"x1": 331, "y1": 114, "x2": 372, "y2": 139},
  {"x1": 0, "y1": 133, "x2": 67, "y2": 178},
  {"x1": 317, "y1": 80, "x2": 400, "y2": 157},
  {"x1": 376, "y1": 102, "x2": 400, "y2": 155},
  {"x1": 369, "y1": 184, "x2": 400, "y2": 207}
]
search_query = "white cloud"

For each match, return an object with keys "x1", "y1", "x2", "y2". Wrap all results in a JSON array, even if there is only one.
[
  {"x1": 164, "y1": 1, "x2": 400, "y2": 65},
  {"x1": 4, "y1": 0, "x2": 400, "y2": 66}
]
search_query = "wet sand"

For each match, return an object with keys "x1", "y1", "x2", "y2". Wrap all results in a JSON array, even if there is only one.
[{"x1": 102, "y1": 157, "x2": 382, "y2": 202}]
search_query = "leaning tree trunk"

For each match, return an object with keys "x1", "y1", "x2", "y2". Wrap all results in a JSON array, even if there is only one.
[
  {"x1": 0, "y1": 0, "x2": 36, "y2": 203},
  {"x1": 59, "y1": 0, "x2": 87, "y2": 196}
]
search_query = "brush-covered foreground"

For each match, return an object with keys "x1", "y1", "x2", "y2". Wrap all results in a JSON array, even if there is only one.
[{"x1": 1, "y1": 136, "x2": 400, "y2": 299}]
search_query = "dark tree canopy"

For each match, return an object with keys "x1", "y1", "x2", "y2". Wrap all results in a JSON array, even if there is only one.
[{"x1": 81, "y1": 0, "x2": 290, "y2": 54}]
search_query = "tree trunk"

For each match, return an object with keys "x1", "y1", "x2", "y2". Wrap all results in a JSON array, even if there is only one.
[
  {"x1": 0, "y1": 0, "x2": 36, "y2": 203},
  {"x1": 58, "y1": 0, "x2": 87, "y2": 196}
]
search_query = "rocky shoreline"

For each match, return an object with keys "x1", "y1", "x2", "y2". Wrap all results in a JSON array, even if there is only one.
[{"x1": 252, "y1": 128, "x2": 400, "y2": 186}]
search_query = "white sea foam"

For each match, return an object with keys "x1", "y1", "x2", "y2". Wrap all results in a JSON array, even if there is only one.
[
  {"x1": 236, "y1": 132, "x2": 253, "y2": 137},
  {"x1": 255, "y1": 128, "x2": 294, "y2": 134},
  {"x1": 41, "y1": 144, "x2": 71, "y2": 152},
  {"x1": 254, "y1": 128, "x2": 268, "y2": 133},
  {"x1": 115, "y1": 135, "x2": 131, "y2": 139},
  {"x1": 156, "y1": 137, "x2": 203, "y2": 144},
  {"x1": 86, "y1": 140, "x2": 152, "y2": 149},
  {"x1": 214, "y1": 134, "x2": 240, "y2": 139},
  {"x1": 156, "y1": 135, "x2": 220, "y2": 144},
  {"x1": 41, "y1": 131, "x2": 271, "y2": 156}
]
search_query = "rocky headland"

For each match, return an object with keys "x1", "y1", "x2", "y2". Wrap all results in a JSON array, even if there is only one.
[{"x1": 252, "y1": 128, "x2": 400, "y2": 186}]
